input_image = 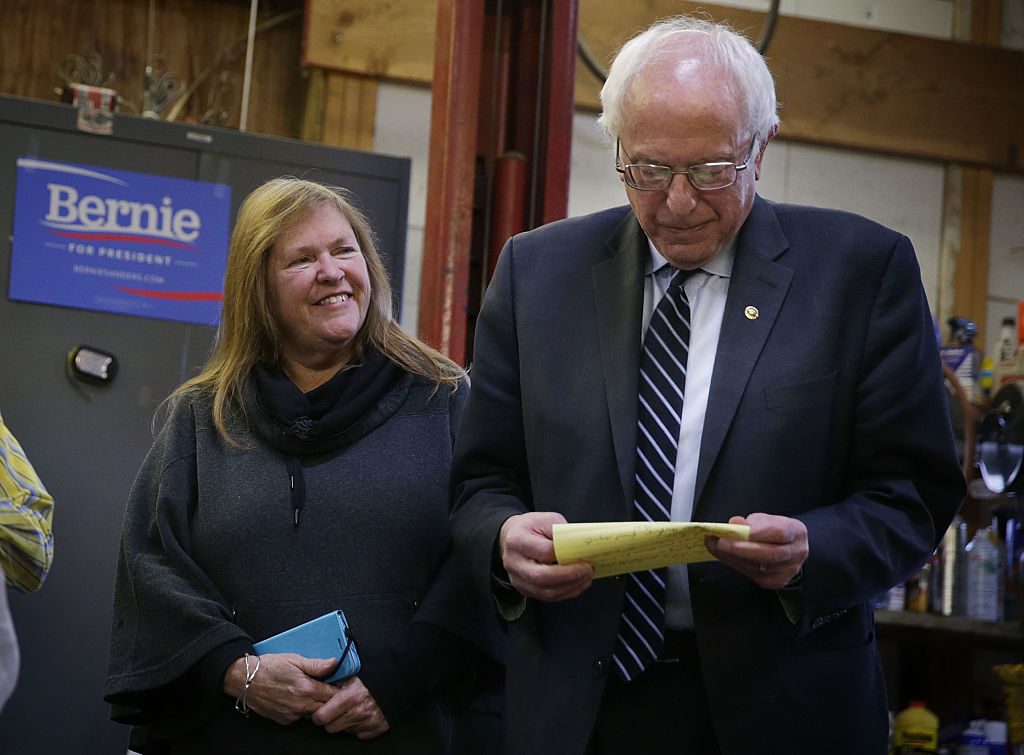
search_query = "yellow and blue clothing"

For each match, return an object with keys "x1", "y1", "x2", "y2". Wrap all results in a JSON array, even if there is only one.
[{"x1": 0, "y1": 411, "x2": 54, "y2": 592}]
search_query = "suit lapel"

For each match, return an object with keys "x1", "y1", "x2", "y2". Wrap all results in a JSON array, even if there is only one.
[
  {"x1": 592, "y1": 214, "x2": 647, "y2": 508},
  {"x1": 694, "y1": 197, "x2": 792, "y2": 508}
]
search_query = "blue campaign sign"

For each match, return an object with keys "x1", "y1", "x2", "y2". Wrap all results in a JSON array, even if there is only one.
[{"x1": 8, "y1": 158, "x2": 231, "y2": 326}]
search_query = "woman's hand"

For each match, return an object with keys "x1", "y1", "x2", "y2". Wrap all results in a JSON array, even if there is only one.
[
  {"x1": 223, "y1": 653, "x2": 339, "y2": 725},
  {"x1": 311, "y1": 676, "x2": 390, "y2": 739}
]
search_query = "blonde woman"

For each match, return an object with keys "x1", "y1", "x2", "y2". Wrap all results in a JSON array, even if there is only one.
[{"x1": 105, "y1": 178, "x2": 501, "y2": 754}]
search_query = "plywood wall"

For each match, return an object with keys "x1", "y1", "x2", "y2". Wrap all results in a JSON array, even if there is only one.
[{"x1": 0, "y1": 0, "x2": 306, "y2": 138}]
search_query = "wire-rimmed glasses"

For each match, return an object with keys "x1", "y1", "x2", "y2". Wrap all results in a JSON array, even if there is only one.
[{"x1": 616, "y1": 137, "x2": 757, "y2": 191}]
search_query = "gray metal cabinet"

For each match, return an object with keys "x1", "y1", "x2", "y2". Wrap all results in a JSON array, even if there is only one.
[{"x1": 0, "y1": 94, "x2": 410, "y2": 754}]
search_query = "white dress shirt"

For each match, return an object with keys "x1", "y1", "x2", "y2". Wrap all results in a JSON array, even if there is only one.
[{"x1": 641, "y1": 239, "x2": 735, "y2": 629}]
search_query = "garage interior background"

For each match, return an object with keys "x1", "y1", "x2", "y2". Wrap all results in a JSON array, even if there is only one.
[{"x1": 0, "y1": 1, "x2": 1022, "y2": 753}]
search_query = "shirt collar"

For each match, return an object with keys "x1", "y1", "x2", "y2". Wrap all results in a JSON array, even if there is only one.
[{"x1": 644, "y1": 236, "x2": 737, "y2": 279}]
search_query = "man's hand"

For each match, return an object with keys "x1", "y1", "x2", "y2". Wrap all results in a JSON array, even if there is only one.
[
  {"x1": 499, "y1": 512, "x2": 594, "y2": 601},
  {"x1": 223, "y1": 654, "x2": 338, "y2": 725},
  {"x1": 705, "y1": 513, "x2": 808, "y2": 590},
  {"x1": 312, "y1": 676, "x2": 390, "y2": 738}
]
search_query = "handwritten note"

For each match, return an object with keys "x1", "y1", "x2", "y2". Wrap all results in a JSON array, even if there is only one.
[{"x1": 552, "y1": 521, "x2": 750, "y2": 578}]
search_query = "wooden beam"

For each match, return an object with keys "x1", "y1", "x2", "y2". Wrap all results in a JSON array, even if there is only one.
[
  {"x1": 304, "y1": 0, "x2": 1024, "y2": 173},
  {"x1": 299, "y1": 67, "x2": 326, "y2": 142},
  {"x1": 970, "y1": 0, "x2": 1004, "y2": 46},
  {"x1": 303, "y1": 0, "x2": 437, "y2": 82},
  {"x1": 578, "y1": 1, "x2": 1024, "y2": 172},
  {"x1": 320, "y1": 71, "x2": 377, "y2": 150},
  {"x1": 951, "y1": 166, "x2": 993, "y2": 340},
  {"x1": 945, "y1": 0, "x2": 1002, "y2": 350}
]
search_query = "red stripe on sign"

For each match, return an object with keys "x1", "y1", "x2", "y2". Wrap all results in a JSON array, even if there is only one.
[
  {"x1": 51, "y1": 230, "x2": 197, "y2": 251},
  {"x1": 116, "y1": 287, "x2": 222, "y2": 301}
]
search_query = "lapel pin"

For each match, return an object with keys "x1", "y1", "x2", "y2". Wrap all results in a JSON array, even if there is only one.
[{"x1": 744, "y1": 306, "x2": 759, "y2": 320}]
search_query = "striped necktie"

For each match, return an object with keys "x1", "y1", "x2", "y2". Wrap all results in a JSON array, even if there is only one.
[{"x1": 613, "y1": 267, "x2": 694, "y2": 682}]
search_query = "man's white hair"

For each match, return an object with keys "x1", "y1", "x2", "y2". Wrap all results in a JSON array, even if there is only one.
[{"x1": 597, "y1": 15, "x2": 780, "y2": 150}]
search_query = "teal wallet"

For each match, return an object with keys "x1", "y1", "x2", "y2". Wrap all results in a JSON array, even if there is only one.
[{"x1": 252, "y1": 610, "x2": 361, "y2": 684}]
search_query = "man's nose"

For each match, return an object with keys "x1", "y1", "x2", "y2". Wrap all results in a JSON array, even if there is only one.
[{"x1": 664, "y1": 173, "x2": 700, "y2": 214}]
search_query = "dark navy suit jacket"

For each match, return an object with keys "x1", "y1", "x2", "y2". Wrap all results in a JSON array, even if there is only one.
[{"x1": 451, "y1": 196, "x2": 965, "y2": 755}]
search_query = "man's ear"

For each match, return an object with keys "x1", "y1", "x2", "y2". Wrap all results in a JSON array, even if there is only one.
[{"x1": 753, "y1": 124, "x2": 779, "y2": 180}]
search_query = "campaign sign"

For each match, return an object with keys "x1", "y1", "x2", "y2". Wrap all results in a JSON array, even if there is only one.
[{"x1": 8, "y1": 158, "x2": 231, "y2": 326}]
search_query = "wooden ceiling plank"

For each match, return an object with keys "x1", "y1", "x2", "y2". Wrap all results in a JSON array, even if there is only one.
[{"x1": 305, "y1": 0, "x2": 1024, "y2": 172}]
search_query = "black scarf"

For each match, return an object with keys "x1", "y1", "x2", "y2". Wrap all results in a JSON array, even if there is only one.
[{"x1": 246, "y1": 347, "x2": 413, "y2": 524}]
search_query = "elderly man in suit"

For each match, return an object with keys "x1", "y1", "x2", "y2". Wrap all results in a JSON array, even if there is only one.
[{"x1": 450, "y1": 14, "x2": 964, "y2": 755}]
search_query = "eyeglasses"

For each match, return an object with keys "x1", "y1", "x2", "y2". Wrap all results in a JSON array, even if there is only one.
[{"x1": 615, "y1": 137, "x2": 756, "y2": 192}]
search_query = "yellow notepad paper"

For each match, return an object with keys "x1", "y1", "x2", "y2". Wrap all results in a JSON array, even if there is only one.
[{"x1": 552, "y1": 521, "x2": 750, "y2": 578}]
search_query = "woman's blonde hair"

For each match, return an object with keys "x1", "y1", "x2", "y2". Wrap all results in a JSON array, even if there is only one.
[{"x1": 172, "y1": 177, "x2": 464, "y2": 440}]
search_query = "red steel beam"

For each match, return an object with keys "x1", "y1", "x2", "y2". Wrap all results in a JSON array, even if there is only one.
[
  {"x1": 487, "y1": 151, "x2": 527, "y2": 282},
  {"x1": 418, "y1": 0, "x2": 485, "y2": 362},
  {"x1": 538, "y1": 0, "x2": 577, "y2": 225},
  {"x1": 418, "y1": 0, "x2": 578, "y2": 363}
]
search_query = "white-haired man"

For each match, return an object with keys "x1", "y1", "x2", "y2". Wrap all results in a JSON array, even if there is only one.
[{"x1": 452, "y1": 14, "x2": 963, "y2": 754}]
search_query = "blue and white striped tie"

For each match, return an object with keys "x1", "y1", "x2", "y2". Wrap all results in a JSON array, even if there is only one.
[{"x1": 613, "y1": 268, "x2": 693, "y2": 682}]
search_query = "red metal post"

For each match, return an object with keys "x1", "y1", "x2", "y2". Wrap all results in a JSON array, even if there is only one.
[
  {"x1": 538, "y1": 0, "x2": 578, "y2": 225},
  {"x1": 418, "y1": 0, "x2": 579, "y2": 364},
  {"x1": 418, "y1": 0, "x2": 485, "y2": 362},
  {"x1": 487, "y1": 151, "x2": 527, "y2": 282}
]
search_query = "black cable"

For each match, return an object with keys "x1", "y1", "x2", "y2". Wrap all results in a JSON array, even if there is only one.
[
  {"x1": 576, "y1": 36, "x2": 607, "y2": 83},
  {"x1": 575, "y1": 0, "x2": 782, "y2": 83},
  {"x1": 757, "y1": 0, "x2": 782, "y2": 54}
]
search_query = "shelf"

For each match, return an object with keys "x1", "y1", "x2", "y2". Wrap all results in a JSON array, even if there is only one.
[{"x1": 876, "y1": 609, "x2": 1023, "y2": 647}]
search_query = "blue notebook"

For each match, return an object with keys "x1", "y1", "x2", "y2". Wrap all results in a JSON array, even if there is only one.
[{"x1": 252, "y1": 610, "x2": 361, "y2": 684}]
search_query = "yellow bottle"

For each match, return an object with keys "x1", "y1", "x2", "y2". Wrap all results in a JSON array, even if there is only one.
[{"x1": 893, "y1": 701, "x2": 938, "y2": 754}]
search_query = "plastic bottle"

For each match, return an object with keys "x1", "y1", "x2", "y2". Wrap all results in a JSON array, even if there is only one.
[
  {"x1": 906, "y1": 560, "x2": 931, "y2": 613},
  {"x1": 885, "y1": 581, "x2": 906, "y2": 611},
  {"x1": 993, "y1": 515, "x2": 1008, "y2": 622},
  {"x1": 956, "y1": 719, "x2": 988, "y2": 755},
  {"x1": 995, "y1": 508, "x2": 1022, "y2": 623},
  {"x1": 936, "y1": 516, "x2": 968, "y2": 616},
  {"x1": 985, "y1": 720, "x2": 1008, "y2": 755},
  {"x1": 965, "y1": 526, "x2": 1001, "y2": 621},
  {"x1": 893, "y1": 701, "x2": 938, "y2": 754},
  {"x1": 992, "y1": 311, "x2": 1024, "y2": 389},
  {"x1": 998, "y1": 317, "x2": 1017, "y2": 364},
  {"x1": 941, "y1": 317, "x2": 980, "y2": 401}
]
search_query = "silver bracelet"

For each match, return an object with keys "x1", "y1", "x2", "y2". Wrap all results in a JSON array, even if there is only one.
[{"x1": 234, "y1": 652, "x2": 261, "y2": 717}]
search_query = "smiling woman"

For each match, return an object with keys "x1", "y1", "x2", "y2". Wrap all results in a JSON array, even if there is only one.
[
  {"x1": 103, "y1": 177, "x2": 504, "y2": 754},
  {"x1": 267, "y1": 204, "x2": 373, "y2": 391}
]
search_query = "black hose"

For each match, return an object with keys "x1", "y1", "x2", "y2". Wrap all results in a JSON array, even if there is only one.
[
  {"x1": 757, "y1": 0, "x2": 782, "y2": 54},
  {"x1": 576, "y1": 0, "x2": 782, "y2": 84}
]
